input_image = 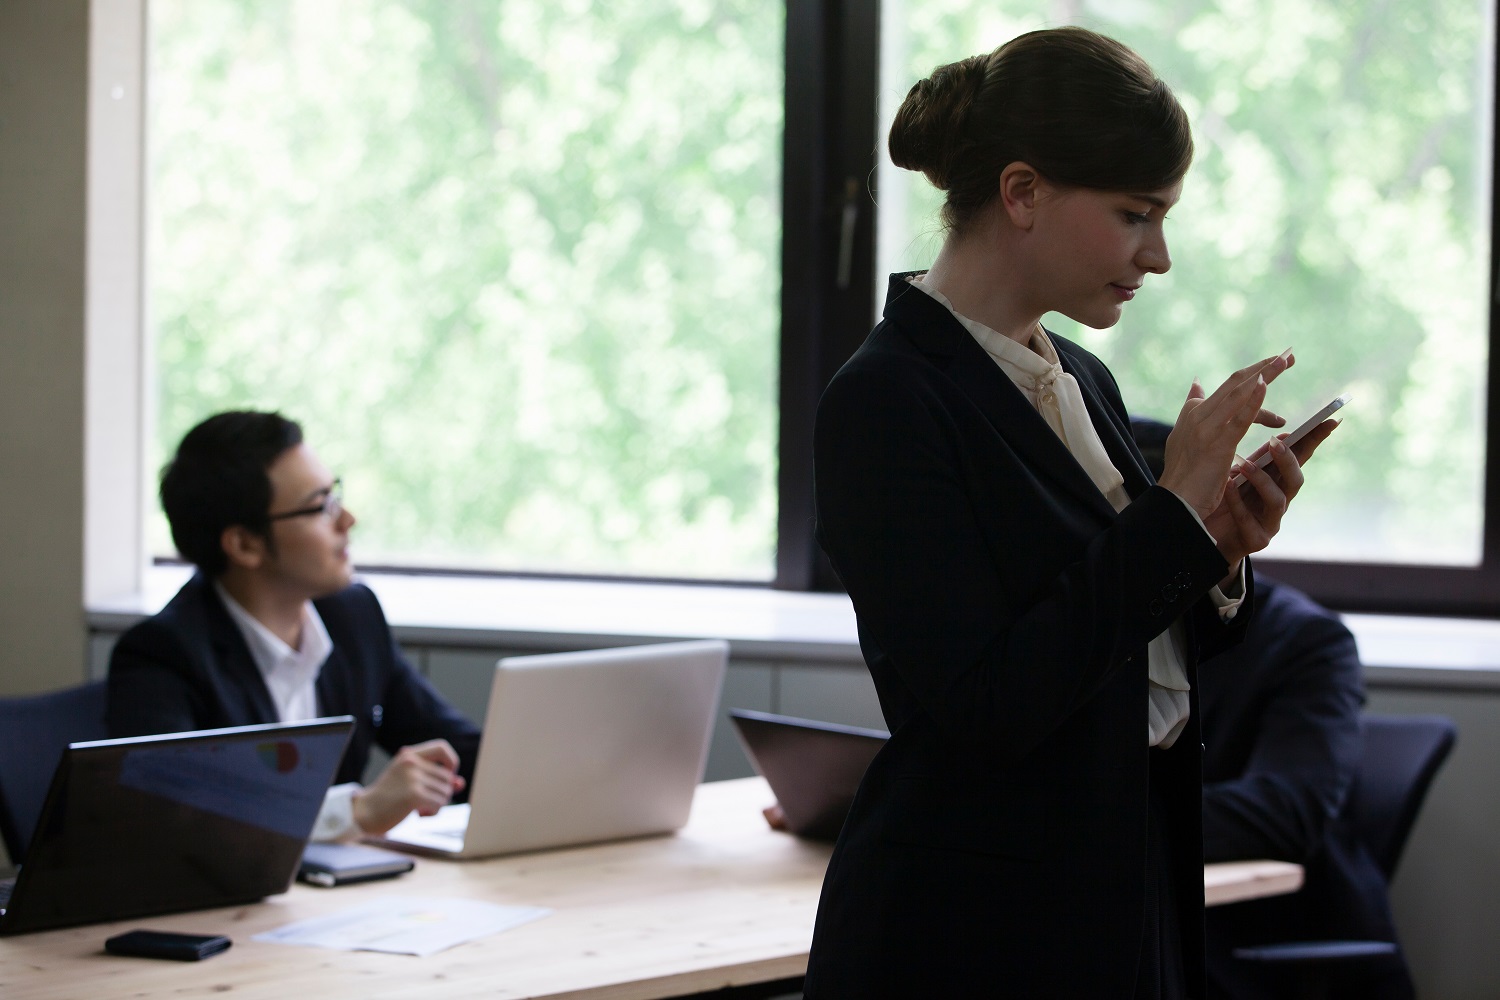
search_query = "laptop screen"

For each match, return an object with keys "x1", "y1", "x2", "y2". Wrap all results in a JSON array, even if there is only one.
[
  {"x1": 1, "y1": 717, "x2": 353, "y2": 935},
  {"x1": 729, "y1": 709, "x2": 888, "y2": 842}
]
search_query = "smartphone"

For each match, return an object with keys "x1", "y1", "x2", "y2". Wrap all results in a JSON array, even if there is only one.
[
  {"x1": 1232, "y1": 393, "x2": 1348, "y2": 488},
  {"x1": 104, "y1": 929, "x2": 232, "y2": 961}
]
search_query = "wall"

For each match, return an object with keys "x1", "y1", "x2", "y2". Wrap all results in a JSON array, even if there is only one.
[
  {"x1": 1367, "y1": 685, "x2": 1500, "y2": 1000},
  {"x1": 0, "y1": 0, "x2": 90, "y2": 697}
]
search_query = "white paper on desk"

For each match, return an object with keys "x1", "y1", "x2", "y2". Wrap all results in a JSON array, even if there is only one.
[{"x1": 253, "y1": 896, "x2": 550, "y2": 957}]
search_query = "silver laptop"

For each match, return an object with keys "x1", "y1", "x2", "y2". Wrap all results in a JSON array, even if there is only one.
[{"x1": 375, "y1": 639, "x2": 728, "y2": 858}]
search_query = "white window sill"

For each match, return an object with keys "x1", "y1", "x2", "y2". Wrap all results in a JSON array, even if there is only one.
[
  {"x1": 85, "y1": 564, "x2": 1500, "y2": 686},
  {"x1": 87, "y1": 564, "x2": 864, "y2": 664}
]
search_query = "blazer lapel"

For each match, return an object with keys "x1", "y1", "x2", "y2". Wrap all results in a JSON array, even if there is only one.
[
  {"x1": 200, "y1": 580, "x2": 280, "y2": 723},
  {"x1": 883, "y1": 276, "x2": 1120, "y2": 522},
  {"x1": 315, "y1": 645, "x2": 352, "y2": 719}
]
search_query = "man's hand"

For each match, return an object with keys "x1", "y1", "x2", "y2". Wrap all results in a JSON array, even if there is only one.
[{"x1": 351, "y1": 738, "x2": 465, "y2": 836}]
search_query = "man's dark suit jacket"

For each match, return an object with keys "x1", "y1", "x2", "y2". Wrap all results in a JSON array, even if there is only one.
[
  {"x1": 803, "y1": 274, "x2": 1249, "y2": 998},
  {"x1": 1200, "y1": 576, "x2": 1414, "y2": 1000},
  {"x1": 107, "y1": 573, "x2": 481, "y2": 792}
]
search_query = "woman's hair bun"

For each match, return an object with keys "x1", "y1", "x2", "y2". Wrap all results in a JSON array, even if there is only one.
[
  {"x1": 888, "y1": 54, "x2": 989, "y2": 190},
  {"x1": 888, "y1": 29, "x2": 1193, "y2": 234}
]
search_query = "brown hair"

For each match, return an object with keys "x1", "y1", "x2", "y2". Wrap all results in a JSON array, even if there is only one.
[{"x1": 888, "y1": 27, "x2": 1193, "y2": 233}]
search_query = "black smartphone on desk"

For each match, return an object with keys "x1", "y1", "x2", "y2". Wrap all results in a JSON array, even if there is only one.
[{"x1": 105, "y1": 929, "x2": 232, "y2": 961}]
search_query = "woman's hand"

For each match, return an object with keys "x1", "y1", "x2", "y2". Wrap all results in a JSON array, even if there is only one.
[
  {"x1": 1156, "y1": 352, "x2": 1293, "y2": 519},
  {"x1": 1154, "y1": 351, "x2": 1340, "y2": 578},
  {"x1": 1204, "y1": 418, "x2": 1339, "y2": 574}
]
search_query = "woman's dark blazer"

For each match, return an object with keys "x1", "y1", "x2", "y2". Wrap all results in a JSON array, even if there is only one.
[
  {"x1": 106, "y1": 573, "x2": 481, "y2": 792},
  {"x1": 802, "y1": 274, "x2": 1250, "y2": 998}
]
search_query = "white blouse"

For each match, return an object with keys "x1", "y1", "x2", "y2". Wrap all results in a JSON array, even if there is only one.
[{"x1": 908, "y1": 277, "x2": 1242, "y2": 748}]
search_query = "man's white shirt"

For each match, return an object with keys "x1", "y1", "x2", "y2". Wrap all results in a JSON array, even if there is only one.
[{"x1": 214, "y1": 583, "x2": 362, "y2": 840}]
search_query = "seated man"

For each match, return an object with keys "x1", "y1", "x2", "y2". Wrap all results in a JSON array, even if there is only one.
[
  {"x1": 108, "y1": 410, "x2": 481, "y2": 841},
  {"x1": 1131, "y1": 416, "x2": 1414, "y2": 1000}
]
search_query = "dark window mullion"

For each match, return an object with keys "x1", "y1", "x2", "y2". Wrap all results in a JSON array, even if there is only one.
[{"x1": 776, "y1": 0, "x2": 880, "y2": 591}]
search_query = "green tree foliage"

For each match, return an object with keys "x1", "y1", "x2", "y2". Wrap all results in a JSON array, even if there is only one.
[
  {"x1": 150, "y1": 0, "x2": 783, "y2": 579},
  {"x1": 881, "y1": 0, "x2": 1490, "y2": 565}
]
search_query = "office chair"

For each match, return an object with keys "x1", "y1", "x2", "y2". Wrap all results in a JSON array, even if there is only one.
[
  {"x1": 0, "y1": 679, "x2": 109, "y2": 865},
  {"x1": 1232, "y1": 713, "x2": 1458, "y2": 998}
]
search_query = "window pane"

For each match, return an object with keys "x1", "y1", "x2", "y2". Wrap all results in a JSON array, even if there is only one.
[
  {"x1": 149, "y1": 0, "x2": 783, "y2": 580},
  {"x1": 878, "y1": 0, "x2": 1493, "y2": 566}
]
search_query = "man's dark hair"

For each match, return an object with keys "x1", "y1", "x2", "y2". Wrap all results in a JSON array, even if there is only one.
[{"x1": 160, "y1": 410, "x2": 304, "y2": 576}]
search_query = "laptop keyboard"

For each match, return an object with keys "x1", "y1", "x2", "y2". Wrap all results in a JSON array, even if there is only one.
[{"x1": 422, "y1": 815, "x2": 469, "y2": 836}]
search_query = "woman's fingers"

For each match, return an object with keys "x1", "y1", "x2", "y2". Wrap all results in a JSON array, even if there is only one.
[
  {"x1": 1174, "y1": 378, "x2": 1207, "y2": 423},
  {"x1": 1255, "y1": 437, "x2": 1301, "y2": 505},
  {"x1": 1192, "y1": 352, "x2": 1293, "y2": 429},
  {"x1": 1211, "y1": 451, "x2": 1288, "y2": 564},
  {"x1": 1161, "y1": 351, "x2": 1307, "y2": 520},
  {"x1": 1219, "y1": 468, "x2": 1269, "y2": 554},
  {"x1": 1254, "y1": 407, "x2": 1288, "y2": 429},
  {"x1": 1289, "y1": 418, "x2": 1339, "y2": 465},
  {"x1": 1239, "y1": 417, "x2": 1339, "y2": 491}
]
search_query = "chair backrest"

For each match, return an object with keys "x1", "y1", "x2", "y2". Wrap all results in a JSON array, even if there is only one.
[
  {"x1": 0, "y1": 680, "x2": 109, "y2": 864},
  {"x1": 1348, "y1": 713, "x2": 1457, "y2": 882}
]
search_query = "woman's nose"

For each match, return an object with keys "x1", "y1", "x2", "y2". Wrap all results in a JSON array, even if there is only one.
[{"x1": 1138, "y1": 234, "x2": 1172, "y2": 275}]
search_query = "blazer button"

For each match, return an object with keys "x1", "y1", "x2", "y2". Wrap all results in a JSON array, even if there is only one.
[
  {"x1": 1175, "y1": 572, "x2": 1192, "y2": 586},
  {"x1": 1149, "y1": 599, "x2": 1165, "y2": 616}
]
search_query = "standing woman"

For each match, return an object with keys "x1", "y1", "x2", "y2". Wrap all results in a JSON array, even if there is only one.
[{"x1": 803, "y1": 27, "x2": 1335, "y2": 999}]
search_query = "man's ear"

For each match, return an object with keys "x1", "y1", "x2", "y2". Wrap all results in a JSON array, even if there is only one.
[
  {"x1": 999, "y1": 162, "x2": 1044, "y2": 230},
  {"x1": 221, "y1": 524, "x2": 269, "y2": 571}
]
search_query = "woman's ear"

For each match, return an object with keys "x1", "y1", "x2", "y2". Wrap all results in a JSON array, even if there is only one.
[
  {"x1": 999, "y1": 162, "x2": 1043, "y2": 230},
  {"x1": 221, "y1": 524, "x2": 268, "y2": 571}
]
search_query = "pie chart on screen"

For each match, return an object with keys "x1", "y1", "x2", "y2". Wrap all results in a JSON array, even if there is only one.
[{"x1": 257, "y1": 740, "x2": 300, "y2": 774}]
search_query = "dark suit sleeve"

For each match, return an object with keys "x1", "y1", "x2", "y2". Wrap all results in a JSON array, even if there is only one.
[
  {"x1": 351, "y1": 588, "x2": 483, "y2": 788},
  {"x1": 815, "y1": 361, "x2": 1231, "y2": 764},
  {"x1": 107, "y1": 619, "x2": 215, "y2": 738},
  {"x1": 1201, "y1": 608, "x2": 1364, "y2": 862},
  {"x1": 1190, "y1": 558, "x2": 1254, "y2": 663}
]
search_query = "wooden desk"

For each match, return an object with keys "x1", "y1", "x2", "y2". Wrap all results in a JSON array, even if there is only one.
[{"x1": 0, "y1": 777, "x2": 1302, "y2": 1000}]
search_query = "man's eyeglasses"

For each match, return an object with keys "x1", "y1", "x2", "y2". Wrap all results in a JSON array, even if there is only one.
[{"x1": 266, "y1": 479, "x2": 344, "y2": 523}]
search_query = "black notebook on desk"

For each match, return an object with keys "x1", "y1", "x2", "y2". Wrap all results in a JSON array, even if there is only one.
[
  {"x1": 298, "y1": 842, "x2": 414, "y2": 886},
  {"x1": 0, "y1": 717, "x2": 353, "y2": 935}
]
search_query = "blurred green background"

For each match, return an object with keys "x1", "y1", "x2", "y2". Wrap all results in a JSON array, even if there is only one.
[
  {"x1": 149, "y1": 0, "x2": 784, "y2": 579},
  {"x1": 150, "y1": 0, "x2": 1491, "y2": 578}
]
